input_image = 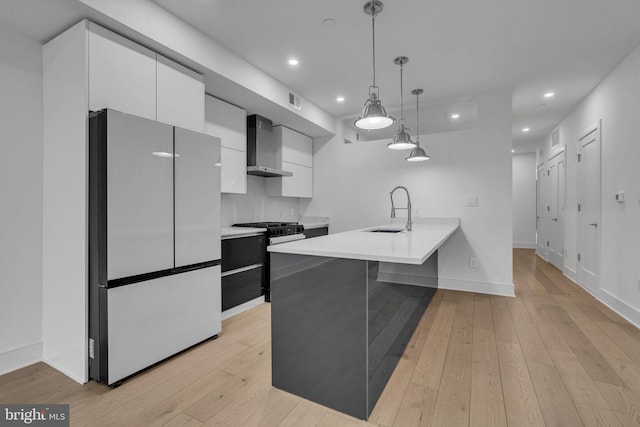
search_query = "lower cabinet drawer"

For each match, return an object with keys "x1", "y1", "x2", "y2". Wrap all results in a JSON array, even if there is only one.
[
  {"x1": 222, "y1": 235, "x2": 266, "y2": 273},
  {"x1": 222, "y1": 266, "x2": 264, "y2": 311}
]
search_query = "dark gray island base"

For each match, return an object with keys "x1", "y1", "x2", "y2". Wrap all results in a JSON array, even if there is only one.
[{"x1": 270, "y1": 252, "x2": 437, "y2": 420}]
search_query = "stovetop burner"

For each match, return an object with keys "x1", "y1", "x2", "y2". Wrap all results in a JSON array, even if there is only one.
[{"x1": 232, "y1": 221, "x2": 304, "y2": 237}]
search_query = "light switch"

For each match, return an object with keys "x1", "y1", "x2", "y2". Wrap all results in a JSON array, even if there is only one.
[
  {"x1": 466, "y1": 196, "x2": 478, "y2": 207},
  {"x1": 615, "y1": 191, "x2": 625, "y2": 203}
]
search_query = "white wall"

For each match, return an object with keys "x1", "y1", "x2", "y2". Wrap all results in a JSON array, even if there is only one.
[
  {"x1": 0, "y1": 25, "x2": 44, "y2": 374},
  {"x1": 301, "y1": 91, "x2": 514, "y2": 297},
  {"x1": 221, "y1": 176, "x2": 299, "y2": 226},
  {"x1": 512, "y1": 153, "x2": 537, "y2": 248},
  {"x1": 539, "y1": 43, "x2": 640, "y2": 325}
]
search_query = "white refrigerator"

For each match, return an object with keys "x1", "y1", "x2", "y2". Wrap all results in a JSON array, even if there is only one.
[{"x1": 88, "y1": 109, "x2": 221, "y2": 385}]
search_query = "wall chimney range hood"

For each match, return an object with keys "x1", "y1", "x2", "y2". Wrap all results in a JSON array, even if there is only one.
[{"x1": 246, "y1": 114, "x2": 293, "y2": 177}]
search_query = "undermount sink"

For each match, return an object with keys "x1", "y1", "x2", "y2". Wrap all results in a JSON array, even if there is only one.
[{"x1": 366, "y1": 228, "x2": 405, "y2": 233}]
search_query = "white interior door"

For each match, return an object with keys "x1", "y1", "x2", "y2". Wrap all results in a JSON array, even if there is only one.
[
  {"x1": 536, "y1": 163, "x2": 549, "y2": 260},
  {"x1": 548, "y1": 150, "x2": 566, "y2": 270},
  {"x1": 578, "y1": 123, "x2": 601, "y2": 293}
]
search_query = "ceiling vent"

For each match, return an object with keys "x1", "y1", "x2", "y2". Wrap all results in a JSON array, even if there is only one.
[{"x1": 288, "y1": 92, "x2": 301, "y2": 110}]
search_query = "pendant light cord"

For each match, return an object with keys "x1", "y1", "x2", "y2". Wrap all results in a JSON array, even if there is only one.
[
  {"x1": 400, "y1": 62, "x2": 404, "y2": 124},
  {"x1": 371, "y1": 7, "x2": 376, "y2": 88},
  {"x1": 416, "y1": 91, "x2": 420, "y2": 143}
]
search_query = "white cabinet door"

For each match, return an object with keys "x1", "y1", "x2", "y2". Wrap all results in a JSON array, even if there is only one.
[
  {"x1": 205, "y1": 95, "x2": 247, "y2": 194},
  {"x1": 221, "y1": 146, "x2": 247, "y2": 194},
  {"x1": 205, "y1": 95, "x2": 246, "y2": 151},
  {"x1": 157, "y1": 55, "x2": 204, "y2": 132},
  {"x1": 88, "y1": 23, "x2": 157, "y2": 120},
  {"x1": 106, "y1": 110, "x2": 174, "y2": 280},
  {"x1": 107, "y1": 265, "x2": 221, "y2": 384},
  {"x1": 175, "y1": 127, "x2": 221, "y2": 267},
  {"x1": 275, "y1": 126, "x2": 312, "y2": 167},
  {"x1": 268, "y1": 162, "x2": 312, "y2": 198}
]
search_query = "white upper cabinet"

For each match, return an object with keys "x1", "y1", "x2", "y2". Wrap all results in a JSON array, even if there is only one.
[
  {"x1": 88, "y1": 23, "x2": 157, "y2": 120},
  {"x1": 267, "y1": 126, "x2": 313, "y2": 198},
  {"x1": 205, "y1": 95, "x2": 246, "y2": 151},
  {"x1": 157, "y1": 55, "x2": 204, "y2": 132},
  {"x1": 205, "y1": 95, "x2": 247, "y2": 194},
  {"x1": 274, "y1": 126, "x2": 312, "y2": 167},
  {"x1": 220, "y1": 146, "x2": 247, "y2": 194},
  {"x1": 279, "y1": 162, "x2": 313, "y2": 198}
]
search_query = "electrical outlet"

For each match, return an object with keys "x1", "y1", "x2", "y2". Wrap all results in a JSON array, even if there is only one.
[
  {"x1": 470, "y1": 258, "x2": 479, "y2": 268},
  {"x1": 466, "y1": 196, "x2": 478, "y2": 207},
  {"x1": 415, "y1": 208, "x2": 420, "y2": 217},
  {"x1": 290, "y1": 208, "x2": 295, "y2": 216}
]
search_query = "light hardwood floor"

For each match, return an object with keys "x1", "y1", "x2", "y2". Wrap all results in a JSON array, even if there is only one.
[{"x1": 2, "y1": 249, "x2": 640, "y2": 426}]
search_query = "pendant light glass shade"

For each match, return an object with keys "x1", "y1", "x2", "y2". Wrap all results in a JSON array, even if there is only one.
[
  {"x1": 406, "y1": 146, "x2": 430, "y2": 161},
  {"x1": 388, "y1": 56, "x2": 417, "y2": 150},
  {"x1": 406, "y1": 88, "x2": 431, "y2": 162},
  {"x1": 355, "y1": 90, "x2": 394, "y2": 130},
  {"x1": 355, "y1": 1, "x2": 394, "y2": 131},
  {"x1": 388, "y1": 124, "x2": 416, "y2": 150}
]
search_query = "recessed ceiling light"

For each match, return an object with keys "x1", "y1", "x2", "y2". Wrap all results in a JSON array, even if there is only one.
[
  {"x1": 544, "y1": 91, "x2": 555, "y2": 98},
  {"x1": 522, "y1": 127, "x2": 530, "y2": 132},
  {"x1": 336, "y1": 96, "x2": 345, "y2": 102},
  {"x1": 323, "y1": 18, "x2": 336, "y2": 27},
  {"x1": 288, "y1": 58, "x2": 299, "y2": 66},
  {"x1": 511, "y1": 149, "x2": 515, "y2": 153},
  {"x1": 451, "y1": 113, "x2": 460, "y2": 120}
]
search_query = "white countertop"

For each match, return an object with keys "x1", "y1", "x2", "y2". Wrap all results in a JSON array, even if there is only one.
[
  {"x1": 221, "y1": 226, "x2": 267, "y2": 239},
  {"x1": 268, "y1": 218, "x2": 459, "y2": 264}
]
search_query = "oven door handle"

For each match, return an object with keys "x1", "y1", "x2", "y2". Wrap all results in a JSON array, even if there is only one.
[{"x1": 269, "y1": 234, "x2": 306, "y2": 245}]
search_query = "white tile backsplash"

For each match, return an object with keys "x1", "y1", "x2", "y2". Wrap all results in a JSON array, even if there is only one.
[{"x1": 221, "y1": 176, "x2": 299, "y2": 226}]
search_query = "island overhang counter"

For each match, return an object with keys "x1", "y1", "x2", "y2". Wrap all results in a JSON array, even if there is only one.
[{"x1": 267, "y1": 218, "x2": 460, "y2": 420}]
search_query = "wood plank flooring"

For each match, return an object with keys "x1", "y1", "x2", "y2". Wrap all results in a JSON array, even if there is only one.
[{"x1": 2, "y1": 249, "x2": 640, "y2": 426}]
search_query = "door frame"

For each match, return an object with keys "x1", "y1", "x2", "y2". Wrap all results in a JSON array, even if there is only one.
[
  {"x1": 577, "y1": 120, "x2": 601, "y2": 294},
  {"x1": 547, "y1": 148, "x2": 566, "y2": 271},
  {"x1": 536, "y1": 161, "x2": 549, "y2": 261}
]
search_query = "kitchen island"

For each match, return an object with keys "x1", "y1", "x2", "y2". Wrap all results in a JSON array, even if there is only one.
[{"x1": 267, "y1": 218, "x2": 459, "y2": 420}]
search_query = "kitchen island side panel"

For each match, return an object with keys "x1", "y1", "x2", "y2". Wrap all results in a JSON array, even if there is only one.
[
  {"x1": 270, "y1": 253, "x2": 438, "y2": 420},
  {"x1": 270, "y1": 254, "x2": 368, "y2": 420}
]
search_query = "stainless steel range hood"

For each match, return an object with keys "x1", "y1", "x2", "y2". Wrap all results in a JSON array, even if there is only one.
[{"x1": 246, "y1": 114, "x2": 293, "y2": 177}]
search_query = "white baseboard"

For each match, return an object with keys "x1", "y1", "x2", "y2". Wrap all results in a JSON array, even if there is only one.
[
  {"x1": 597, "y1": 289, "x2": 640, "y2": 330},
  {"x1": 513, "y1": 242, "x2": 537, "y2": 249},
  {"x1": 535, "y1": 251, "x2": 548, "y2": 262},
  {"x1": 562, "y1": 271, "x2": 640, "y2": 330},
  {"x1": 0, "y1": 341, "x2": 42, "y2": 377},
  {"x1": 222, "y1": 296, "x2": 265, "y2": 321},
  {"x1": 438, "y1": 277, "x2": 515, "y2": 297},
  {"x1": 563, "y1": 267, "x2": 578, "y2": 283},
  {"x1": 41, "y1": 358, "x2": 86, "y2": 384}
]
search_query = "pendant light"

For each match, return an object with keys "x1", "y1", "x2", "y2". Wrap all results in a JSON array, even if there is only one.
[
  {"x1": 354, "y1": 1, "x2": 394, "y2": 131},
  {"x1": 406, "y1": 89, "x2": 431, "y2": 161},
  {"x1": 388, "y1": 56, "x2": 417, "y2": 150}
]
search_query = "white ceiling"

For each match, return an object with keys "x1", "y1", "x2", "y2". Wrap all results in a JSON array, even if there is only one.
[
  {"x1": 2, "y1": 0, "x2": 640, "y2": 150},
  {"x1": 152, "y1": 0, "x2": 640, "y2": 149}
]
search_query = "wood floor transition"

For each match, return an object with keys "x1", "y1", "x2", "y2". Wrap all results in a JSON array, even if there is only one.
[{"x1": 2, "y1": 249, "x2": 640, "y2": 426}]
